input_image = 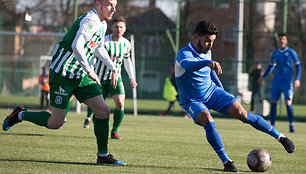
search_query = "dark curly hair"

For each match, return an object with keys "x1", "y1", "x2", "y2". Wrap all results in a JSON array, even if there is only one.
[{"x1": 194, "y1": 21, "x2": 219, "y2": 36}]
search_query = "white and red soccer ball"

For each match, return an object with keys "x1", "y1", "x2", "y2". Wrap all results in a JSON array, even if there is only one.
[{"x1": 247, "y1": 148, "x2": 271, "y2": 172}]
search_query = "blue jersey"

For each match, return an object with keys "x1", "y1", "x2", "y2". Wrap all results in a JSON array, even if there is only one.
[
  {"x1": 269, "y1": 47, "x2": 300, "y2": 80},
  {"x1": 175, "y1": 43, "x2": 217, "y2": 105}
]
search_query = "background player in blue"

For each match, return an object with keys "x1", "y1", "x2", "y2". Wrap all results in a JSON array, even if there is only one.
[
  {"x1": 174, "y1": 21, "x2": 296, "y2": 172},
  {"x1": 258, "y1": 34, "x2": 301, "y2": 133}
]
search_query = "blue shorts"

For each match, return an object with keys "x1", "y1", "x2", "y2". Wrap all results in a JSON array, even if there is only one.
[
  {"x1": 182, "y1": 88, "x2": 237, "y2": 125},
  {"x1": 271, "y1": 78, "x2": 293, "y2": 101}
]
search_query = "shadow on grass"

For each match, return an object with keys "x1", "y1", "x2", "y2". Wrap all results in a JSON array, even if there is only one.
[
  {"x1": 0, "y1": 132, "x2": 45, "y2": 136},
  {"x1": 0, "y1": 158, "x2": 236, "y2": 172}
]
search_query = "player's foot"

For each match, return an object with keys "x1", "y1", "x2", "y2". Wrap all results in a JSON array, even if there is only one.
[
  {"x1": 83, "y1": 119, "x2": 90, "y2": 128},
  {"x1": 279, "y1": 136, "x2": 296, "y2": 153},
  {"x1": 111, "y1": 132, "x2": 122, "y2": 140},
  {"x1": 289, "y1": 124, "x2": 295, "y2": 133},
  {"x1": 2, "y1": 105, "x2": 26, "y2": 131},
  {"x1": 223, "y1": 160, "x2": 239, "y2": 173},
  {"x1": 97, "y1": 153, "x2": 127, "y2": 165}
]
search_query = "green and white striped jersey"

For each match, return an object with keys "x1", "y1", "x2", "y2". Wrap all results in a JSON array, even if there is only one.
[
  {"x1": 94, "y1": 34, "x2": 132, "y2": 81},
  {"x1": 50, "y1": 9, "x2": 107, "y2": 79}
]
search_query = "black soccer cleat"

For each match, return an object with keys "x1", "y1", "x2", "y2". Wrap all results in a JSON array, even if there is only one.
[
  {"x1": 279, "y1": 137, "x2": 296, "y2": 153},
  {"x1": 97, "y1": 153, "x2": 127, "y2": 165},
  {"x1": 2, "y1": 105, "x2": 26, "y2": 131},
  {"x1": 83, "y1": 119, "x2": 90, "y2": 128},
  {"x1": 223, "y1": 160, "x2": 239, "y2": 173}
]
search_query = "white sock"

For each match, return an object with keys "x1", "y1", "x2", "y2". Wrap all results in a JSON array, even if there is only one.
[
  {"x1": 98, "y1": 153, "x2": 109, "y2": 157},
  {"x1": 18, "y1": 111, "x2": 24, "y2": 121},
  {"x1": 86, "y1": 117, "x2": 91, "y2": 121},
  {"x1": 277, "y1": 133, "x2": 285, "y2": 141}
]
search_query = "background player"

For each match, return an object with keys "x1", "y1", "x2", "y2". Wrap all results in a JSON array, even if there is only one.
[
  {"x1": 83, "y1": 17, "x2": 137, "y2": 140},
  {"x1": 249, "y1": 62, "x2": 263, "y2": 112},
  {"x1": 258, "y1": 33, "x2": 301, "y2": 133},
  {"x1": 2, "y1": 0, "x2": 127, "y2": 165},
  {"x1": 38, "y1": 66, "x2": 50, "y2": 111},
  {"x1": 175, "y1": 21, "x2": 296, "y2": 172}
]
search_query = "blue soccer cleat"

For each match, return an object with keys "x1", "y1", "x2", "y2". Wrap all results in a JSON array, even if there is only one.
[
  {"x1": 97, "y1": 154, "x2": 127, "y2": 165},
  {"x1": 2, "y1": 105, "x2": 26, "y2": 131}
]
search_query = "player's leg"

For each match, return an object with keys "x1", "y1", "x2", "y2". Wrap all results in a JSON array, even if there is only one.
[
  {"x1": 77, "y1": 79, "x2": 126, "y2": 165},
  {"x1": 40, "y1": 90, "x2": 44, "y2": 109},
  {"x1": 2, "y1": 81, "x2": 71, "y2": 131},
  {"x1": 285, "y1": 100, "x2": 294, "y2": 133},
  {"x1": 283, "y1": 81, "x2": 294, "y2": 133},
  {"x1": 46, "y1": 91, "x2": 50, "y2": 111},
  {"x1": 270, "y1": 82, "x2": 281, "y2": 127},
  {"x1": 111, "y1": 94, "x2": 125, "y2": 139},
  {"x1": 84, "y1": 95, "x2": 126, "y2": 165},
  {"x1": 183, "y1": 102, "x2": 238, "y2": 172},
  {"x1": 110, "y1": 78, "x2": 125, "y2": 139},
  {"x1": 227, "y1": 100, "x2": 296, "y2": 153},
  {"x1": 84, "y1": 86, "x2": 106, "y2": 128}
]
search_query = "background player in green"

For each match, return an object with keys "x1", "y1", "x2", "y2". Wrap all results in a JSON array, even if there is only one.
[
  {"x1": 2, "y1": 0, "x2": 127, "y2": 165},
  {"x1": 83, "y1": 17, "x2": 137, "y2": 140}
]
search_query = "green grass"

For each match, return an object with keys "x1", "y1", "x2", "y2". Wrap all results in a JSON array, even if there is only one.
[
  {"x1": 1, "y1": 95, "x2": 306, "y2": 121},
  {"x1": 0, "y1": 109, "x2": 306, "y2": 173}
]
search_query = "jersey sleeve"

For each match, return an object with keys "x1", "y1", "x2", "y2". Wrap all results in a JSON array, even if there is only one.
[
  {"x1": 78, "y1": 17, "x2": 100, "y2": 40},
  {"x1": 290, "y1": 49, "x2": 300, "y2": 65},
  {"x1": 124, "y1": 40, "x2": 131, "y2": 59}
]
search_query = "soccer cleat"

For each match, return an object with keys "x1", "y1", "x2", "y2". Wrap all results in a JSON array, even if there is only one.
[
  {"x1": 97, "y1": 154, "x2": 127, "y2": 165},
  {"x1": 289, "y1": 124, "x2": 295, "y2": 133},
  {"x1": 2, "y1": 105, "x2": 26, "y2": 131},
  {"x1": 111, "y1": 132, "x2": 122, "y2": 140},
  {"x1": 83, "y1": 119, "x2": 90, "y2": 128},
  {"x1": 279, "y1": 137, "x2": 296, "y2": 153},
  {"x1": 223, "y1": 160, "x2": 239, "y2": 173}
]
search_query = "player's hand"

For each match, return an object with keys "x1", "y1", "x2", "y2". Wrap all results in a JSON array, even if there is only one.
[
  {"x1": 111, "y1": 70, "x2": 118, "y2": 89},
  {"x1": 87, "y1": 70, "x2": 101, "y2": 87},
  {"x1": 130, "y1": 78, "x2": 137, "y2": 88},
  {"x1": 208, "y1": 61, "x2": 222, "y2": 75},
  {"x1": 294, "y1": 80, "x2": 300, "y2": 88}
]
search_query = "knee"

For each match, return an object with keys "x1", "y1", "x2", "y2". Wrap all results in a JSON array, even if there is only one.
[
  {"x1": 94, "y1": 105, "x2": 110, "y2": 119},
  {"x1": 48, "y1": 120, "x2": 65, "y2": 129},
  {"x1": 116, "y1": 101, "x2": 124, "y2": 110},
  {"x1": 196, "y1": 111, "x2": 213, "y2": 126},
  {"x1": 232, "y1": 108, "x2": 248, "y2": 122}
]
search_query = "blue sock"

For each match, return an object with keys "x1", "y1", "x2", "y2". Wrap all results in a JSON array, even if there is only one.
[
  {"x1": 204, "y1": 122, "x2": 230, "y2": 164},
  {"x1": 244, "y1": 112, "x2": 280, "y2": 139},
  {"x1": 270, "y1": 103, "x2": 277, "y2": 126},
  {"x1": 286, "y1": 104, "x2": 294, "y2": 123}
]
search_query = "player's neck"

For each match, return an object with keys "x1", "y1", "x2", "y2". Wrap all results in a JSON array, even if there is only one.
[{"x1": 112, "y1": 34, "x2": 120, "y2": 42}]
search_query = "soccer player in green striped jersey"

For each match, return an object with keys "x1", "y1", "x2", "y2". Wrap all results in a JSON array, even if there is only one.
[
  {"x1": 83, "y1": 17, "x2": 137, "y2": 140},
  {"x1": 2, "y1": 0, "x2": 127, "y2": 165}
]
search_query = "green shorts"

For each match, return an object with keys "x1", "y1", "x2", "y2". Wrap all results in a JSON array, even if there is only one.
[
  {"x1": 49, "y1": 70, "x2": 102, "y2": 109},
  {"x1": 101, "y1": 77, "x2": 125, "y2": 98}
]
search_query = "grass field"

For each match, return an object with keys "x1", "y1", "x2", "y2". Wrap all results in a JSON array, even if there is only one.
[{"x1": 0, "y1": 108, "x2": 306, "y2": 174}]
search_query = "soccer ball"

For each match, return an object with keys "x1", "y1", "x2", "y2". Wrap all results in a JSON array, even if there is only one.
[{"x1": 247, "y1": 148, "x2": 271, "y2": 172}]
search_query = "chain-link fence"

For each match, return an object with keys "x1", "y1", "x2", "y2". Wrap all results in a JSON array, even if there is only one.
[{"x1": 0, "y1": 0, "x2": 305, "y2": 103}]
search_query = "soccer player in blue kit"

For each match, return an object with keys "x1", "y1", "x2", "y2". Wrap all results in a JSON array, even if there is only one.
[
  {"x1": 174, "y1": 21, "x2": 296, "y2": 172},
  {"x1": 258, "y1": 33, "x2": 301, "y2": 133}
]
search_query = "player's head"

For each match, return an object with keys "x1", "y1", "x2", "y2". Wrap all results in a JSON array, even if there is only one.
[
  {"x1": 111, "y1": 16, "x2": 127, "y2": 39},
  {"x1": 192, "y1": 21, "x2": 219, "y2": 54},
  {"x1": 256, "y1": 62, "x2": 262, "y2": 69},
  {"x1": 278, "y1": 33, "x2": 288, "y2": 49},
  {"x1": 94, "y1": 0, "x2": 117, "y2": 21}
]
